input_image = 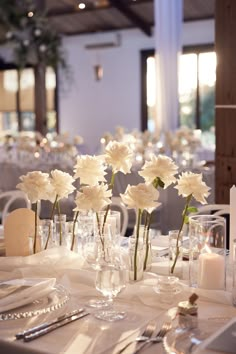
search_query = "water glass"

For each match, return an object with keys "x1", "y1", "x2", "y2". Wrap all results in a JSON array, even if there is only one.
[{"x1": 94, "y1": 261, "x2": 127, "y2": 322}]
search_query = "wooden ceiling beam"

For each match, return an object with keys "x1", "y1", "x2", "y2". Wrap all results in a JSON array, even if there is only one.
[{"x1": 109, "y1": 0, "x2": 152, "y2": 36}]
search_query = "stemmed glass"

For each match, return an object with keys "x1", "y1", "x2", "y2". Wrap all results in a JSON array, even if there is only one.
[
  {"x1": 94, "y1": 258, "x2": 127, "y2": 322},
  {"x1": 82, "y1": 223, "x2": 118, "y2": 308}
]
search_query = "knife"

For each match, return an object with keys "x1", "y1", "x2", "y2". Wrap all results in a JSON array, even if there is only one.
[
  {"x1": 23, "y1": 311, "x2": 90, "y2": 342},
  {"x1": 16, "y1": 308, "x2": 85, "y2": 339}
]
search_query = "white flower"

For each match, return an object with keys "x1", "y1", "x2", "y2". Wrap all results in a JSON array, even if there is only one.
[
  {"x1": 73, "y1": 155, "x2": 106, "y2": 185},
  {"x1": 139, "y1": 154, "x2": 178, "y2": 187},
  {"x1": 120, "y1": 183, "x2": 161, "y2": 213},
  {"x1": 50, "y1": 169, "x2": 75, "y2": 201},
  {"x1": 175, "y1": 172, "x2": 210, "y2": 204},
  {"x1": 104, "y1": 141, "x2": 133, "y2": 174},
  {"x1": 16, "y1": 171, "x2": 51, "y2": 203},
  {"x1": 74, "y1": 183, "x2": 112, "y2": 212}
]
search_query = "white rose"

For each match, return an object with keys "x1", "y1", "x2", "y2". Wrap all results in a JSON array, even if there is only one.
[
  {"x1": 50, "y1": 169, "x2": 75, "y2": 200},
  {"x1": 175, "y1": 172, "x2": 210, "y2": 204},
  {"x1": 139, "y1": 154, "x2": 178, "y2": 187},
  {"x1": 74, "y1": 155, "x2": 106, "y2": 186},
  {"x1": 120, "y1": 183, "x2": 161, "y2": 213},
  {"x1": 104, "y1": 141, "x2": 133, "y2": 174},
  {"x1": 74, "y1": 183, "x2": 112, "y2": 212},
  {"x1": 16, "y1": 171, "x2": 51, "y2": 203}
]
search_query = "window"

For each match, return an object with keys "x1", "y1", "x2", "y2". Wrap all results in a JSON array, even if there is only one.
[
  {"x1": 141, "y1": 45, "x2": 216, "y2": 136},
  {"x1": 0, "y1": 64, "x2": 57, "y2": 132}
]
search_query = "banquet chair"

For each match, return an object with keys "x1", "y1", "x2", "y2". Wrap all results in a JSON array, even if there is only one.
[
  {"x1": 110, "y1": 197, "x2": 128, "y2": 236},
  {"x1": 0, "y1": 190, "x2": 32, "y2": 225}
]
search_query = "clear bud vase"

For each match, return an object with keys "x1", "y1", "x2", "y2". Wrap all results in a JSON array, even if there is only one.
[
  {"x1": 128, "y1": 236, "x2": 144, "y2": 281},
  {"x1": 53, "y1": 214, "x2": 67, "y2": 246},
  {"x1": 169, "y1": 230, "x2": 183, "y2": 279}
]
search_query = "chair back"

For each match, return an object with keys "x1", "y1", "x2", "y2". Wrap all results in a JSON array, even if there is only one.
[{"x1": 0, "y1": 190, "x2": 31, "y2": 224}]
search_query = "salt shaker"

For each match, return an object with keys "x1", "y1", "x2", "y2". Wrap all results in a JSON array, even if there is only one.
[{"x1": 177, "y1": 293, "x2": 198, "y2": 329}]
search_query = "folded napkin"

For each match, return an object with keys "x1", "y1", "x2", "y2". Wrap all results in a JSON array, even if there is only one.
[{"x1": 0, "y1": 277, "x2": 56, "y2": 312}]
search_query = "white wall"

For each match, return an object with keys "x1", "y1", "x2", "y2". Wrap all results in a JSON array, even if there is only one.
[{"x1": 59, "y1": 19, "x2": 214, "y2": 154}]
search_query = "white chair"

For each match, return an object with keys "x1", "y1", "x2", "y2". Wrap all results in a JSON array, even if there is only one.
[
  {"x1": 110, "y1": 197, "x2": 128, "y2": 236},
  {"x1": 0, "y1": 190, "x2": 32, "y2": 224},
  {"x1": 190, "y1": 204, "x2": 229, "y2": 216}
]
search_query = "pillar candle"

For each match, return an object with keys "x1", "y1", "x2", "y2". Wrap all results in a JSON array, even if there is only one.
[{"x1": 198, "y1": 253, "x2": 225, "y2": 290}]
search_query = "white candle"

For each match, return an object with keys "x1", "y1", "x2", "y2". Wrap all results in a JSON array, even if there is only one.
[
  {"x1": 230, "y1": 185, "x2": 236, "y2": 260},
  {"x1": 198, "y1": 253, "x2": 225, "y2": 290}
]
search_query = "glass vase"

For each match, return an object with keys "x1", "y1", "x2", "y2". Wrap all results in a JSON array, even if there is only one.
[
  {"x1": 38, "y1": 219, "x2": 54, "y2": 250},
  {"x1": 189, "y1": 215, "x2": 226, "y2": 290},
  {"x1": 53, "y1": 214, "x2": 67, "y2": 247},
  {"x1": 128, "y1": 236, "x2": 144, "y2": 281},
  {"x1": 169, "y1": 230, "x2": 183, "y2": 279}
]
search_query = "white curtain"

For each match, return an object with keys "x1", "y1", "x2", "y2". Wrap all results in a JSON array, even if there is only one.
[{"x1": 154, "y1": 0, "x2": 183, "y2": 136}]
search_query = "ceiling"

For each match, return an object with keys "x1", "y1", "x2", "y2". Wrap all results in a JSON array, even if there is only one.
[{"x1": 43, "y1": 0, "x2": 215, "y2": 37}]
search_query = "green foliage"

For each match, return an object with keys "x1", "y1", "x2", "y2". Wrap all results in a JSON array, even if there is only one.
[{"x1": 0, "y1": 0, "x2": 67, "y2": 70}]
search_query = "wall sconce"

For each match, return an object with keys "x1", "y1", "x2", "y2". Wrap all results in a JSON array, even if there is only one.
[
  {"x1": 85, "y1": 33, "x2": 121, "y2": 81},
  {"x1": 94, "y1": 64, "x2": 103, "y2": 81}
]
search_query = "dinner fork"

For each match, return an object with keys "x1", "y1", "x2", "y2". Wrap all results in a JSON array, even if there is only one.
[
  {"x1": 116, "y1": 320, "x2": 156, "y2": 354},
  {"x1": 132, "y1": 321, "x2": 172, "y2": 354}
]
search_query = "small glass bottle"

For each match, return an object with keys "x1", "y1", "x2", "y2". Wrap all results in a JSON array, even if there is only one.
[{"x1": 177, "y1": 293, "x2": 198, "y2": 329}]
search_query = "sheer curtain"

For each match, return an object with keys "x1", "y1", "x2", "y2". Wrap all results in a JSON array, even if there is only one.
[{"x1": 154, "y1": 0, "x2": 183, "y2": 136}]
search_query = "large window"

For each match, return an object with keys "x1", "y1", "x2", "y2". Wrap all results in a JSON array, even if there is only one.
[
  {"x1": 0, "y1": 64, "x2": 57, "y2": 132},
  {"x1": 141, "y1": 45, "x2": 216, "y2": 135}
]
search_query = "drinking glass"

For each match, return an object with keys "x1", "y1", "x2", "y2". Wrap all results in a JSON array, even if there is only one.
[
  {"x1": 82, "y1": 224, "x2": 117, "y2": 308},
  {"x1": 94, "y1": 261, "x2": 127, "y2": 322}
]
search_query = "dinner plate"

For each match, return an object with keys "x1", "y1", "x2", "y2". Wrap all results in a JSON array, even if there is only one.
[{"x1": 0, "y1": 284, "x2": 69, "y2": 321}]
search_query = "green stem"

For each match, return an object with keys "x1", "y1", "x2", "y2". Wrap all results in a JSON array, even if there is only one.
[
  {"x1": 71, "y1": 211, "x2": 79, "y2": 251},
  {"x1": 134, "y1": 209, "x2": 142, "y2": 281},
  {"x1": 44, "y1": 195, "x2": 58, "y2": 250},
  {"x1": 96, "y1": 212, "x2": 105, "y2": 256},
  {"x1": 57, "y1": 200, "x2": 62, "y2": 246},
  {"x1": 33, "y1": 202, "x2": 38, "y2": 254},
  {"x1": 170, "y1": 194, "x2": 192, "y2": 274},
  {"x1": 143, "y1": 211, "x2": 152, "y2": 270},
  {"x1": 102, "y1": 171, "x2": 116, "y2": 234}
]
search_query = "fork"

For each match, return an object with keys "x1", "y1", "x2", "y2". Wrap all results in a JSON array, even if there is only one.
[
  {"x1": 132, "y1": 321, "x2": 172, "y2": 354},
  {"x1": 116, "y1": 320, "x2": 156, "y2": 354}
]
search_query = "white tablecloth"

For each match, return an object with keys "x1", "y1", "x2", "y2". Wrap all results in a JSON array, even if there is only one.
[{"x1": 0, "y1": 247, "x2": 234, "y2": 354}]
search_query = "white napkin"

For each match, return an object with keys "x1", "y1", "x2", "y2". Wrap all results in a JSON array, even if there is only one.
[{"x1": 0, "y1": 277, "x2": 56, "y2": 312}]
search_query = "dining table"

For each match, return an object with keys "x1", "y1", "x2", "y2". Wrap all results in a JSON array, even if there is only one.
[{"x1": 0, "y1": 244, "x2": 235, "y2": 354}]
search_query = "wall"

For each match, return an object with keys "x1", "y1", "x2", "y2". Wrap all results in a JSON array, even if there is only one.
[
  {"x1": 59, "y1": 19, "x2": 214, "y2": 154},
  {"x1": 0, "y1": 19, "x2": 215, "y2": 154}
]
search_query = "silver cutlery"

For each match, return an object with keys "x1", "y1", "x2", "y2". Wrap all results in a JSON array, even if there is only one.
[
  {"x1": 23, "y1": 311, "x2": 90, "y2": 342},
  {"x1": 132, "y1": 321, "x2": 172, "y2": 354},
  {"x1": 117, "y1": 320, "x2": 156, "y2": 354},
  {"x1": 15, "y1": 308, "x2": 85, "y2": 339}
]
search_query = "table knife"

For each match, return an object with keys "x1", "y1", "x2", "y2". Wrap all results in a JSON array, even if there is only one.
[
  {"x1": 23, "y1": 311, "x2": 90, "y2": 342},
  {"x1": 15, "y1": 308, "x2": 85, "y2": 339}
]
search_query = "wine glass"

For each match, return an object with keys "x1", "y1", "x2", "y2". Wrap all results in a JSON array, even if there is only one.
[
  {"x1": 82, "y1": 224, "x2": 117, "y2": 308},
  {"x1": 94, "y1": 260, "x2": 127, "y2": 322}
]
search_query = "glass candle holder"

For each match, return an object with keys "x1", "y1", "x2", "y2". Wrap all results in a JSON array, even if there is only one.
[{"x1": 189, "y1": 215, "x2": 226, "y2": 290}]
